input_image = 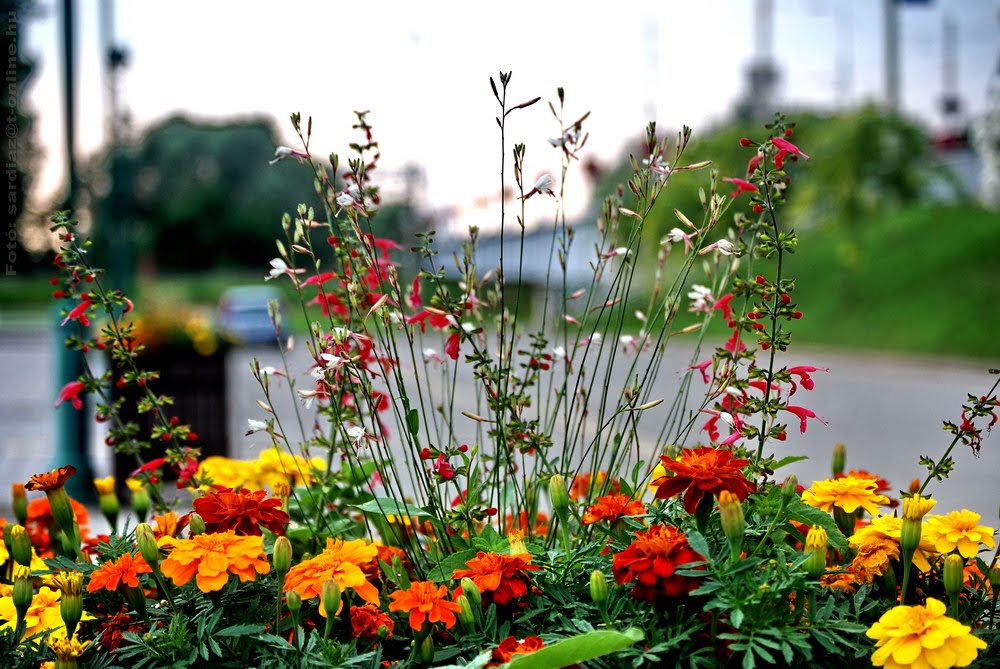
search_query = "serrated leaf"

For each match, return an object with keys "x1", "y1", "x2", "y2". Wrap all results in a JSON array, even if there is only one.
[
  {"x1": 353, "y1": 498, "x2": 432, "y2": 519},
  {"x1": 730, "y1": 608, "x2": 744, "y2": 629},
  {"x1": 216, "y1": 623, "x2": 265, "y2": 637},
  {"x1": 685, "y1": 530, "x2": 711, "y2": 561},
  {"x1": 424, "y1": 549, "x2": 480, "y2": 582},
  {"x1": 504, "y1": 628, "x2": 643, "y2": 669}
]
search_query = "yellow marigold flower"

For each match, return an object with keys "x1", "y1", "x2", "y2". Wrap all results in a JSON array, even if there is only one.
[
  {"x1": 867, "y1": 597, "x2": 986, "y2": 669},
  {"x1": 647, "y1": 463, "x2": 667, "y2": 495},
  {"x1": 283, "y1": 538, "x2": 380, "y2": 616},
  {"x1": 801, "y1": 476, "x2": 889, "y2": 516},
  {"x1": 197, "y1": 456, "x2": 259, "y2": 491},
  {"x1": 124, "y1": 478, "x2": 145, "y2": 493},
  {"x1": 254, "y1": 447, "x2": 325, "y2": 489},
  {"x1": 47, "y1": 635, "x2": 90, "y2": 661},
  {"x1": 93, "y1": 476, "x2": 116, "y2": 496},
  {"x1": 852, "y1": 516, "x2": 937, "y2": 572},
  {"x1": 0, "y1": 586, "x2": 94, "y2": 640},
  {"x1": 902, "y1": 494, "x2": 936, "y2": 521},
  {"x1": 849, "y1": 528, "x2": 900, "y2": 585},
  {"x1": 923, "y1": 510, "x2": 996, "y2": 559},
  {"x1": 158, "y1": 531, "x2": 270, "y2": 593}
]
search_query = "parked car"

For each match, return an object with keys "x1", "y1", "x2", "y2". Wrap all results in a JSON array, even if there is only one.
[{"x1": 217, "y1": 286, "x2": 284, "y2": 345}]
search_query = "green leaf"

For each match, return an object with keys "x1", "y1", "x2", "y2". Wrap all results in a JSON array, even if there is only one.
[
  {"x1": 407, "y1": 409, "x2": 420, "y2": 435},
  {"x1": 772, "y1": 455, "x2": 809, "y2": 469},
  {"x1": 216, "y1": 624, "x2": 265, "y2": 637},
  {"x1": 504, "y1": 628, "x2": 643, "y2": 669},
  {"x1": 353, "y1": 498, "x2": 432, "y2": 519},
  {"x1": 435, "y1": 650, "x2": 494, "y2": 669},
  {"x1": 785, "y1": 497, "x2": 848, "y2": 553},
  {"x1": 730, "y1": 608, "x2": 744, "y2": 629},
  {"x1": 424, "y1": 549, "x2": 480, "y2": 582},
  {"x1": 685, "y1": 530, "x2": 711, "y2": 561}
]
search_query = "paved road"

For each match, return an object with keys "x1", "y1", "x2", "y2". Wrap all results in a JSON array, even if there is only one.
[{"x1": 2, "y1": 329, "x2": 998, "y2": 525}]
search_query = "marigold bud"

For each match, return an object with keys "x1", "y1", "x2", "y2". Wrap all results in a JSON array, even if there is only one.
[
  {"x1": 460, "y1": 577, "x2": 481, "y2": 608},
  {"x1": 944, "y1": 554, "x2": 965, "y2": 604},
  {"x1": 456, "y1": 594, "x2": 475, "y2": 631},
  {"x1": 549, "y1": 474, "x2": 570, "y2": 519},
  {"x1": 13, "y1": 565, "x2": 33, "y2": 624},
  {"x1": 47, "y1": 636, "x2": 90, "y2": 667},
  {"x1": 9, "y1": 524, "x2": 33, "y2": 566},
  {"x1": 54, "y1": 570, "x2": 84, "y2": 638},
  {"x1": 589, "y1": 569, "x2": 608, "y2": 606},
  {"x1": 271, "y1": 480, "x2": 291, "y2": 499},
  {"x1": 781, "y1": 475, "x2": 798, "y2": 503},
  {"x1": 833, "y1": 506, "x2": 856, "y2": 539},
  {"x1": 718, "y1": 491, "x2": 745, "y2": 558},
  {"x1": 12, "y1": 483, "x2": 27, "y2": 525},
  {"x1": 129, "y1": 481, "x2": 150, "y2": 520},
  {"x1": 804, "y1": 526, "x2": 828, "y2": 578},
  {"x1": 321, "y1": 579, "x2": 342, "y2": 617},
  {"x1": 418, "y1": 635, "x2": 435, "y2": 663},
  {"x1": 286, "y1": 589, "x2": 302, "y2": 613},
  {"x1": 831, "y1": 443, "x2": 846, "y2": 477},
  {"x1": 188, "y1": 512, "x2": 206, "y2": 535},
  {"x1": 47, "y1": 487, "x2": 77, "y2": 537},
  {"x1": 989, "y1": 566, "x2": 1000, "y2": 590},
  {"x1": 135, "y1": 523, "x2": 159, "y2": 566},
  {"x1": 273, "y1": 536, "x2": 292, "y2": 574}
]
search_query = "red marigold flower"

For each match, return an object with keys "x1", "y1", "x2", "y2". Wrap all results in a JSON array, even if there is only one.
[
  {"x1": 612, "y1": 524, "x2": 705, "y2": 603},
  {"x1": 452, "y1": 552, "x2": 540, "y2": 607},
  {"x1": 582, "y1": 494, "x2": 647, "y2": 525},
  {"x1": 350, "y1": 604, "x2": 394, "y2": 640},
  {"x1": 722, "y1": 177, "x2": 758, "y2": 199},
  {"x1": 87, "y1": 552, "x2": 153, "y2": 592},
  {"x1": 652, "y1": 446, "x2": 756, "y2": 514},
  {"x1": 388, "y1": 580, "x2": 462, "y2": 631},
  {"x1": 492, "y1": 636, "x2": 544, "y2": 664},
  {"x1": 25, "y1": 465, "x2": 77, "y2": 492},
  {"x1": 193, "y1": 485, "x2": 289, "y2": 536}
]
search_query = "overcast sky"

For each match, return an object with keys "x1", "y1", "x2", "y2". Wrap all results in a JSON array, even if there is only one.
[{"x1": 22, "y1": 0, "x2": 1000, "y2": 224}]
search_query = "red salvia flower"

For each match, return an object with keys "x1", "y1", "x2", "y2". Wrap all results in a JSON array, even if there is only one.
[
  {"x1": 771, "y1": 136, "x2": 810, "y2": 170},
  {"x1": 612, "y1": 524, "x2": 705, "y2": 603},
  {"x1": 722, "y1": 177, "x2": 758, "y2": 199},
  {"x1": 193, "y1": 485, "x2": 289, "y2": 536},
  {"x1": 652, "y1": 446, "x2": 756, "y2": 514},
  {"x1": 54, "y1": 381, "x2": 86, "y2": 410}
]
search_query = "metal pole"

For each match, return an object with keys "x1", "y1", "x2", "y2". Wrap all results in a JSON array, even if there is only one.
[
  {"x1": 884, "y1": 0, "x2": 900, "y2": 112},
  {"x1": 54, "y1": 0, "x2": 94, "y2": 502}
]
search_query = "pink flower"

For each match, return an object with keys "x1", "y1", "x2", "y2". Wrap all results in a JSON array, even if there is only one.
[
  {"x1": 408, "y1": 276, "x2": 422, "y2": 309},
  {"x1": 61, "y1": 296, "x2": 92, "y2": 327},
  {"x1": 55, "y1": 381, "x2": 86, "y2": 410},
  {"x1": 689, "y1": 359, "x2": 713, "y2": 384},
  {"x1": 722, "y1": 177, "x2": 758, "y2": 199},
  {"x1": 713, "y1": 293, "x2": 735, "y2": 321},
  {"x1": 782, "y1": 405, "x2": 828, "y2": 434},
  {"x1": 771, "y1": 137, "x2": 810, "y2": 170},
  {"x1": 786, "y1": 365, "x2": 828, "y2": 394},
  {"x1": 433, "y1": 455, "x2": 456, "y2": 480}
]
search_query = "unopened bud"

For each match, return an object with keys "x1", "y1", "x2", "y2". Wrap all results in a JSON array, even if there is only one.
[
  {"x1": 549, "y1": 474, "x2": 570, "y2": 519},
  {"x1": 989, "y1": 565, "x2": 1000, "y2": 590},
  {"x1": 9, "y1": 524, "x2": 32, "y2": 566},
  {"x1": 456, "y1": 594, "x2": 475, "y2": 631},
  {"x1": 589, "y1": 569, "x2": 608, "y2": 606},
  {"x1": 188, "y1": 512, "x2": 206, "y2": 535},
  {"x1": 900, "y1": 495, "x2": 935, "y2": 556},
  {"x1": 460, "y1": 577, "x2": 481, "y2": 607},
  {"x1": 12, "y1": 483, "x2": 27, "y2": 524},
  {"x1": 831, "y1": 443, "x2": 846, "y2": 477},
  {"x1": 944, "y1": 554, "x2": 965, "y2": 604},
  {"x1": 135, "y1": 523, "x2": 159, "y2": 566},
  {"x1": 375, "y1": 624, "x2": 391, "y2": 640},
  {"x1": 273, "y1": 536, "x2": 292, "y2": 574},
  {"x1": 418, "y1": 635, "x2": 434, "y2": 663},
  {"x1": 54, "y1": 571, "x2": 84, "y2": 638},
  {"x1": 718, "y1": 491, "x2": 745, "y2": 558},
  {"x1": 47, "y1": 487, "x2": 76, "y2": 537},
  {"x1": 321, "y1": 579, "x2": 342, "y2": 617},
  {"x1": 804, "y1": 526, "x2": 828, "y2": 578},
  {"x1": 129, "y1": 480, "x2": 150, "y2": 520},
  {"x1": 508, "y1": 529, "x2": 527, "y2": 556},
  {"x1": 286, "y1": 589, "x2": 302, "y2": 613},
  {"x1": 13, "y1": 565, "x2": 33, "y2": 616},
  {"x1": 833, "y1": 506, "x2": 856, "y2": 539},
  {"x1": 781, "y1": 475, "x2": 798, "y2": 503}
]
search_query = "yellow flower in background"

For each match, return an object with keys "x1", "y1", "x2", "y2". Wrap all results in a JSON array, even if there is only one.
[
  {"x1": 647, "y1": 463, "x2": 667, "y2": 496},
  {"x1": 93, "y1": 476, "x2": 116, "y2": 496},
  {"x1": 923, "y1": 510, "x2": 995, "y2": 558},
  {"x1": 125, "y1": 478, "x2": 145, "y2": 493},
  {"x1": 197, "y1": 456, "x2": 259, "y2": 490},
  {"x1": 801, "y1": 476, "x2": 889, "y2": 516},
  {"x1": 852, "y1": 516, "x2": 937, "y2": 572},
  {"x1": 867, "y1": 597, "x2": 986, "y2": 669},
  {"x1": 254, "y1": 447, "x2": 325, "y2": 489},
  {"x1": 0, "y1": 586, "x2": 93, "y2": 640}
]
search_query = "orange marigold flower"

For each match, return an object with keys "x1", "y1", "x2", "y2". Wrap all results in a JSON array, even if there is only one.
[
  {"x1": 87, "y1": 552, "x2": 152, "y2": 592},
  {"x1": 504, "y1": 511, "x2": 550, "y2": 537},
  {"x1": 570, "y1": 472, "x2": 618, "y2": 502},
  {"x1": 820, "y1": 568, "x2": 858, "y2": 594},
  {"x1": 612, "y1": 524, "x2": 704, "y2": 603},
  {"x1": 652, "y1": 447, "x2": 756, "y2": 514},
  {"x1": 582, "y1": 494, "x2": 647, "y2": 525},
  {"x1": 25, "y1": 466, "x2": 76, "y2": 492},
  {"x1": 388, "y1": 580, "x2": 461, "y2": 631},
  {"x1": 192, "y1": 485, "x2": 289, "y2": 536},
  {"x1": 452, "y1": 552, "x2": 539, "y2": 607},
  {"x1": 284, "y1": 538, "x2": 380, "y2": 614},
  {"x1": 25, "y1": 497, "x2": 90, "y2": 556},
  {"x1": 158, "y1": 531, "x2": 270, "y2": 593},
  {"x1": 151, "y1": 511, "x2": 187, "y2": 540},
  {"x1": 849, "y1": 530, "x2": 900, "y2": 585},
  {"x1": 492, "y1": 636, "x2": 544, "y2": 664},
  {"x1": 350, "y1": 603, "x2": 394, "y2": 640}
]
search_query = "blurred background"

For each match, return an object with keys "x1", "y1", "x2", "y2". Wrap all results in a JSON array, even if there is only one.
[{"x1": 1, "y1": 0, "x2": 998, "y2": 515}]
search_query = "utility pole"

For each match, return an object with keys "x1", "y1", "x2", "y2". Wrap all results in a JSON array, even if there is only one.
[{"x1": 883, "y1": 0, "x2": 900, "y2": 112}]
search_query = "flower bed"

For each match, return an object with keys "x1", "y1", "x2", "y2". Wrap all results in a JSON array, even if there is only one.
[{"x1": 1, "y1": 74, "x2": 997, "y2": 668}]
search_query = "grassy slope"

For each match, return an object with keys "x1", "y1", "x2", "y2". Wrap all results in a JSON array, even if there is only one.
[{"x1": 784, "y1": 203, "x2": 1000, "y2": 360}]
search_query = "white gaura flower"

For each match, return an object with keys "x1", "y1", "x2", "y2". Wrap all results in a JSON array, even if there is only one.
[
  {"x1": 698, "y1": 239, "x2": 740, "y2": 256},
  {"x1": 522, "y1": 174, "x2": 556, "y2": 200},
  {"x1": 246, "y1": 419, "x2": 268, "y2": 435},
  {"x1": 687, "y1": 284, "x2": 714, "y2": 313},
  {"x1": 346, "y1": 425, "x2": 368, "y2": 447},
  {"x1": 552, "y1": 345, "x2": 566, "y2": 360},
  {"x1": 265, "y1": 258, "x2": 304, "y2": 281},
  {"x1": 269, "y1": 146, "x2": 310, "y2": 165}
]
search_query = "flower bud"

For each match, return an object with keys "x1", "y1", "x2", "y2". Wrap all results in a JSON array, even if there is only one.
[
  {"x1": 549, "y1": 474, "x2": 570, "y2": 519},
  {"x1": 418, "y1": 635, "x2": 434, "y2": 664},
  {"x1": 286, "y1": 589, "x2": 302, "y2": 613},
  {"x1": 803, "y1": 526, "x2": 828, "y2": 578},
  {"x1": 831, "y1": 443, "x2": 846, "y2": 477},
  {"x1": 188, "y1": 512, "x2": 206, "y2": 535},
  {"x1": 944, "y1": 554, "x2": 965, "y2": 604},
  {"x1": 989, "y1": 565, "x2": 1000, "y2": 591},
  {"x1": 508, "y1": 529, "x2": 527, "y2": 556},
  {"x1": 321, "y1": 579, "x2": 342, "y2": 617},
  {"x1": 460, "y1": 577, "x2": 481, "y2": 608},
  {"x1": 128, "y1": 480, "x2": 150, "y2": 520},
  {"x1": 833, "y1": 506, "x2": 856, "y2": 539},
  {"x1": 589, "y1": 569, "x2": 608, "y2": 606},
  {"x1": 13, "y1": 565, "x2": 33, "y2": 621},
  {"x1": 456, "y1": 594, "x2": 475, "y2": 632},
  {"x1": 273, "y1": 536, "x2": 292, "y2": 574},
  {"x1": 781, "y1": 475, "x2": 798, "y2": 503},
  {"x1": 47, "y1": 636, "x2": 90, "y2": 669},
  {"x1": 900, "y1": 494, "x2": 936, "y2": 555},
  {"x1": 9, "y1": 524, "x2": 33, "y2": 566},
  {"x1": 718, "y1": 491, "x2": 745, "y2": 558},
  {"x1": 12, "y1": 483, "x2": 27, "y2": 525},
  {"x1": 54, "y1": 571, "x2": 84, "y2": 638},
  {"x1": 47, "y1": 487, "x2": 77, "y2": 538},
  {"x1": 135, "y1": 523, "x2": 159, "y2": 566},
  {"x1": 375, "y1": 624, "x2": 391, "y2": 640}
]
